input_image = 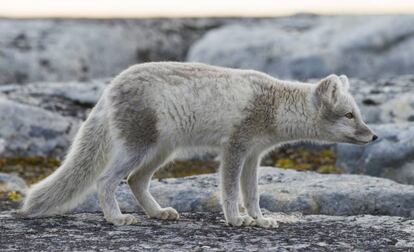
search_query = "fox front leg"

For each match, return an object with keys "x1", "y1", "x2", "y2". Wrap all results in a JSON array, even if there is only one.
[
  {"x1": 241, "y1": 151, "x2": 278, "y2": 228},
  {"x1": 220, "y1": 144, "x2": 255, "y2": 227}
]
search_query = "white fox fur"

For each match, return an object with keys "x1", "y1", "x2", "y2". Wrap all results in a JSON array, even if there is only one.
[{"x1": 21, "y1": 62, "x2": 376, "y2": 228}]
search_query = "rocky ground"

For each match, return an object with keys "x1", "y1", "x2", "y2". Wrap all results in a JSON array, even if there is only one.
[
  {"x1": 1, "y1": 211, "x2": 413, "y2": 251},
  {"x1": 2, "y1": 167, "x2": 414, "y2": 250}
]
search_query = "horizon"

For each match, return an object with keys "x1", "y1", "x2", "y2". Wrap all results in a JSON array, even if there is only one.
[{"x1": 1, "y1": 0, "x2": 414, "y2": 18}]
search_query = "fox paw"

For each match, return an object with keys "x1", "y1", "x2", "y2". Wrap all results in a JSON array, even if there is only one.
[
  {"x1": 227, "y1": 215, "x2": 256, "y2": 227},
  {"x1": 149, "y1": 207, "x2": 180, "y2": 220},
  {"x1": 107, "y1": 214, "x2": 138, "y2": 226},
  {"x1": 255, "y1": 217, "x2": 279, "y2": 228}
]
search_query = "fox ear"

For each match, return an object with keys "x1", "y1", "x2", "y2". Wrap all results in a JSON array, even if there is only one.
[
  {"x1": 314, "y1": 74, "x2": 342, "y2": 106},
  {"x1": 339, "y1": 75, "x2": 350, "y2": 91}
]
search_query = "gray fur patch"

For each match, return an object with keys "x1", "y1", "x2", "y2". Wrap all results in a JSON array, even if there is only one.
[
  {"x1": 240, "y1": 84, "x2": 279, "y2": 137},
  {"x1": 320, "y1": 104, "x2": 342, "y2": 123},
  {"x1": 108, "y1": 82, "x2": 158, "y2": 152},
  {"x1": 239, "y1": 80, "x2": 313, "y2": 139}
]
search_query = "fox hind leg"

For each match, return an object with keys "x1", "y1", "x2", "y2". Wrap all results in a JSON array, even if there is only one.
[
  {"x1": 97, "y1": 146, "x2": 144, "y2": 225},
  {"x1": 127, "y1": 146, "x2": 179, "y2": 220}
]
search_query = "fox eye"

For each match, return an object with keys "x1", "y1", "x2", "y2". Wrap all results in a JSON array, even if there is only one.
[{"x1": 345, "y1": 112, "x2": 354, "y2": 119}]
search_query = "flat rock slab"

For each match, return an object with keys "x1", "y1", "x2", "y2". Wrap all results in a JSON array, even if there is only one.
[
  {"x1": 74, "y1": 167, "x2": 414, "y2": 217},
  {"x1": 0, "y1": 211, "x2": 413, "y2": 251}
]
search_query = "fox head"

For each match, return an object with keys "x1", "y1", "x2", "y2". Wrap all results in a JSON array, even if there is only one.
[{"x1": 313, "y1": 74, "x2": 377, "y2": 145}]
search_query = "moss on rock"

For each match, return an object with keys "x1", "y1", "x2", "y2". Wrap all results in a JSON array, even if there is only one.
[
  {"x1": 0, "y1": 156, "x2": 61, "y2": 185},
  {"x1": 269, "y1": 148, "x2": 342, "y2": 174}
]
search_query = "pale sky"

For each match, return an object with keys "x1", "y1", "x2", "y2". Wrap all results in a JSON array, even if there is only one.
[{"x1": 1, "y1": 0, "x2": 413, "y2": 18}]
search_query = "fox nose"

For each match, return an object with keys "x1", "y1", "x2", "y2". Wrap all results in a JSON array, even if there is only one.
[{"x1": 372, "y1": 135, "x2": 378, "y2": 141}]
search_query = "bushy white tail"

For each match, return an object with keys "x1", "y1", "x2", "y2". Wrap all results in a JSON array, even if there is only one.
[{"x1": 20, "y1": 100, "x2": 111, "y2": 217}]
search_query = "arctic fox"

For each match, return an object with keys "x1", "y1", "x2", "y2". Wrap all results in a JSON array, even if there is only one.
[{"x1": 21, "y1": 62, "x2": 377, "y2": 228}]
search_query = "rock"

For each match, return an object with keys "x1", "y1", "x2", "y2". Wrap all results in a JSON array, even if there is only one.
[
  {"x1": 0, "y1": 79, "x2": 108, "y2": 119},
  {"x1": 0, "y1": 18, "x2": 233, "y2": 84},
  {"x1": 0, "y1": 79, "x2": 106, "y2": 157},
  {"x1": 0, "y1": 173, "x2": 27, "y2": 193},
  {"x1": 0, "y1": 138, "x2": 5, "y2": 154},
  {"x1": 74, "y1": 167, "x2": 414, "y2": 217},
  {"x1": 336, "y1": 123, "x2": 414, "y2": 185},
  {"x1": 0, "y1": 211, "x2": 413, "y2": 250},
  {"x1": 0, "y1": 97, "x2": 80, "y2": 157},
  {"x1": 188, "y1": 15, "x2": 414, "y2": 81},
  {"x1": 347, "y1": 75, "x2": 414, "y2": 124},
  {"x1": 380, "y1": 93, "x2": 414, "y2": 123}
]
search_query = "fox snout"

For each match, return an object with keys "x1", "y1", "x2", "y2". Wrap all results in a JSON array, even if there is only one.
[{"x1": 353, "y1": 124, "x2": 378, "y2": 145}]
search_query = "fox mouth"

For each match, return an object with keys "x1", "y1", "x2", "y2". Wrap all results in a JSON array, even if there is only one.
[{"x1": 344, "y1": 136, "x2": 371, "y2": 145}]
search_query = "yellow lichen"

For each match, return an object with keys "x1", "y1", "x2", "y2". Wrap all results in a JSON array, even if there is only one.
[
  {"x1": 0, "y1": 156, "x2": 61, "y2": 185},
  {"x1": 276, "y1": 159, "x2": 295, "y2": 169},
  {"x1": 7, "y1": 191, "x2": 23, "y2": 202},
  {"x1": 317, "y1": 165, "x2": 342, "y2": 174},
  {"x1": 269, "y1": 148, "x2": 342, "y2": 174}
]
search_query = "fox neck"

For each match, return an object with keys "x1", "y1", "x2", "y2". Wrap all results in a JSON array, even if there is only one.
[{"x1": 271, "y1": 83, "x2": 321, "y2": 142}]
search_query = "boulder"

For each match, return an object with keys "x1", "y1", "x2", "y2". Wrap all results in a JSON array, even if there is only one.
[
  {"x1": 74, "y1": 167, "x2": 414, "y2": 217},
  {"x1": 0, "y1": 18, "x2": 229, "y2": 84},
  {"x1": 0, "y1": 98, "x2": 80, "y2": 157},
  {"x1": 0, "y1": 79, "x2": 107, "y2": 156},
  {"x1": 188, "y1": 15, "x2": 414, "y2": 81},
  {"x1": 0, "y1": 79, "x2": 108, "y2": 119},
  {"x1": 1, "y1": 211, "x2": 413, "y2": 250},
  {"x1": 336, "y1": 123, "x2": 414, "y2": 185}
]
